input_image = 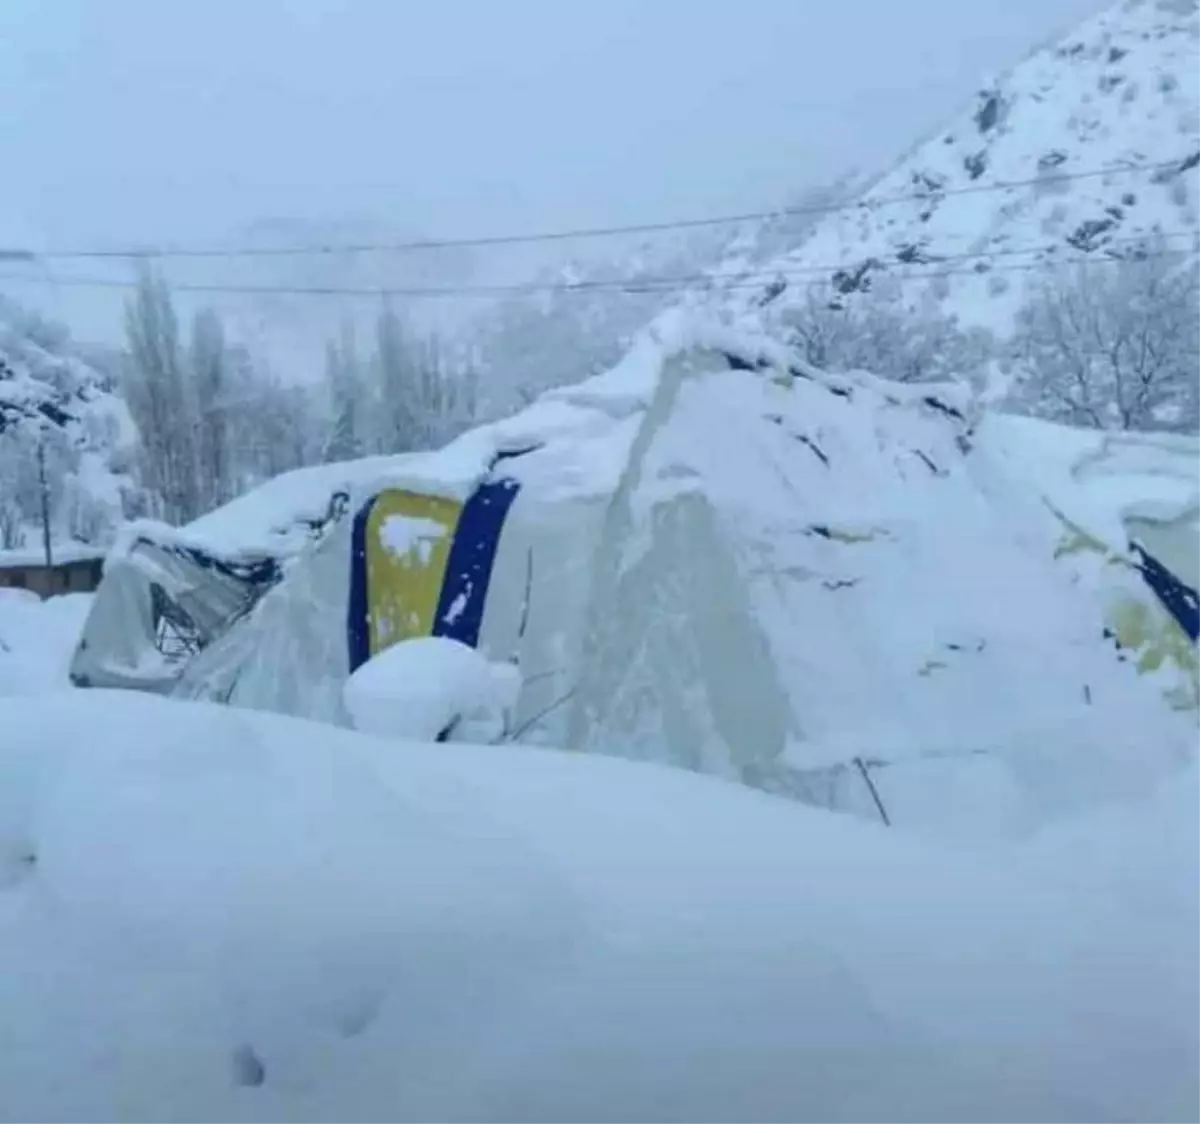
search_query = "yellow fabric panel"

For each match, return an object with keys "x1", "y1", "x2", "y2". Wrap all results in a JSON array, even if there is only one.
[{"x1": 363, "y1": 490, "x2": 463, "y2": 657}]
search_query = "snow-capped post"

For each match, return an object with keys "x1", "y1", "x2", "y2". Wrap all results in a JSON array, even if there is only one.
[{"x1": 36, "y1": 437, "x2": 52, "y2": 567}]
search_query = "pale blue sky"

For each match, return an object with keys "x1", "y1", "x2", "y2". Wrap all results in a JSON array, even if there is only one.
[{"x1": 0, "y1": 0, "x2": 1106, "y2": 253}]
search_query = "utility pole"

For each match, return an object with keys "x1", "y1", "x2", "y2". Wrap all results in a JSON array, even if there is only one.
[{"x1": 37, "y1": 438, "x2": 52, "y2": 567}]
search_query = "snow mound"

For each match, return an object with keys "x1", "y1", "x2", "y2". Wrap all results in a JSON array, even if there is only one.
[
  {"x1": 0, "y1": 589, "x2": 91, "y2": 696},
  {"x1": 0, "y1": 690, "x2": 1194, "y2": 1122},
  {"x1": 343, "y1": 637, "x2": 520, "y2": 741}
]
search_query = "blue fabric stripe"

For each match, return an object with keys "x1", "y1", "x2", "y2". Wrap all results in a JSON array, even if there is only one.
[
  {"x1": 346, "y1": 494, "x2": 376, "y2": 673},
  {"x1": 1130, "y1": 541, "x2": 1199, "y2": 643},
  {"x1": 433, "y1": 477, "x2": 522, "y2": 649}
]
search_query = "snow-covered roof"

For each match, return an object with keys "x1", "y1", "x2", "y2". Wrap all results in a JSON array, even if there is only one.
[{"x1": 0, "y1": 542, "x2": 107, "y2": 566}]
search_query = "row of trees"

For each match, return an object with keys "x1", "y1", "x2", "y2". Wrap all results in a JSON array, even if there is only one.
[
  {"x1": 122, "y1": 271, "x2": 480, "y2": 525},
  {"x1": 778, "y1": 276, "x2": 996, "y2": 387},
  {"x1": 28, "y1": 239, "x2": 1198, "y2": 537},
  {"x1": 122, "y1": 273, "x2": 316, "y2": 524},
  {"x1": 322, "y1": 306, "x2": 479, "y2": 464},
  {"x1": 771, "y1": 239, "x2": 1199, "y2": 433}
]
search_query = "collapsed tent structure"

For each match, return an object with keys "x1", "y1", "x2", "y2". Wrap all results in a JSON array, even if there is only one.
[{"x1": 70, "y1": 313, "x2": 1199, "y2": 832}]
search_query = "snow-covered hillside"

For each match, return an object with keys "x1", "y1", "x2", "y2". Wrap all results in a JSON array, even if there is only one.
[
  {"x1": 724, "y1": 0, "x2": 1199, "y2": 332},
  {"x1": 0, "y1": 296, "x2": 139, "y2": 553}
]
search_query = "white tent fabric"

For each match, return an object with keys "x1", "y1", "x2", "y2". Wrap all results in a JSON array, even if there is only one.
[
  {"x1": 69, "y1": 313, "x2": 1198, "y2": 834},
  {"x1": 69, "y1": 538, "x2": 269, "y2": 693}
]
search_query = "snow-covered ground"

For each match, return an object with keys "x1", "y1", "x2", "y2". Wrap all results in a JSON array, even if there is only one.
[
  {"x1": 0, "y1": 685, "x2": 1194, "y2": 1123},
  {"x1": 0, "y1": 589, "x2": 92, "y2": 696},
  {"x1": 2, "y1": 443, "x2": 1197, "y2": 1121}
]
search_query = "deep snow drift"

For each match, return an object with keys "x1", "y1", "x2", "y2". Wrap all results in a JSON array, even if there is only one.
[
  {"x1": 0, "y1": 689, "x2": 1194, "y2": 1123},
  {"x1": 0, "y1": 588, "x2": 92, "y2": 696}
]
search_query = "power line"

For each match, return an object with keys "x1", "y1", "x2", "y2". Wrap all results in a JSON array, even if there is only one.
[
  {"x1": 8, "y1": 159, "x2": 1190, "y2": 262},
  {"x1": 0, "y1": 239, "x2": 1192, "y2": 302},
  {"x1": 702, "y1": 229, "x2": 1199, "y2": 284}
]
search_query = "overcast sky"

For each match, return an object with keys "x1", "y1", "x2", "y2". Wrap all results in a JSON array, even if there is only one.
[{"x1": 1, "y1": 0, "x2": 1107, "y2": 257}]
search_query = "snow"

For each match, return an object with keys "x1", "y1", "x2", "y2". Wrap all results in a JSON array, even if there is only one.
[
  {"x1": 0, "y1": 589, "x2": 91, "y2": 696},
  {"x1": 378, "y1": 513, "x2": 449, "y2": 563},
  {"x1": 174, "y1": 311, "x2": 810, "y2": 565},
  {"x1": 976, "y1": 412, "x2": 1199, "y2": 551},
  {"x1": 87, "y1": 311, "x2": 1196, "y2": 841},
  {"x1": 181, "y1": 455, "x2": 422, "y2": 559},
  {"x1": 706, "y1": 0, "x2": 1199, "y2": 336},
  {"x1": 175, "y1": 387, "x2": 644, "y2": 565},
  {"x1": 0, "y1": 542, "x2": 106, "y2": 566},
  {"x1": 0, "y1": 296, "x2": 137, "y2": 554},
  {"x1": 553, "y1": 330, "x2": 1195, "y2": 817},
  {"x1": 342, "y1": 636, "x2": 520, "y2": 741},
  {"x1": 0, "y1": 688, "x2": 1193, "y2": 1122}
]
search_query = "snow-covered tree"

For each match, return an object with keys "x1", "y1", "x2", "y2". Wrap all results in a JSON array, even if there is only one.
[
  {"x1": 372, "y1": 301, "x2": 419, "y2": 454},
  {"x1": 1007, "y1": 245, "x2": 1200, "y2": 433},
  {"x1": 235, "y1": 365, "x2": 318, "y2": 483},
  {"x1": 402, "y1": 333, "x2": 480, "y2": 452},
  {"x1": 0, "y1": 428, "x2": 28, "y2": 550},
  {"x1": 190, "y1": 307, "x2": 233, "y2": 511},
  {"x1": 0, "y1": 304, "x2": 139, "y2": 552},
  {"x1": 369, "y1": 301, "x2": 479, "y2": 454},
  {"x1": 123, "y1": 275, "x2": 330, "y2": 519},
  {"x1": 777, "y1": 275, "x2": 995, "y2": 386},
  {"x1": 122, "y1": 267, "x2": 200, "y2": 522},
  {"x1": 321, "y1": 319, "x2": 371, "y2": 463}
]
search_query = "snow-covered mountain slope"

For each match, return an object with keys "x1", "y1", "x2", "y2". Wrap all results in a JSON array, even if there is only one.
[
  {"x1": 0, "y1": 296, "x2": 139, "y2": 553},
  {"x1": 729, "y1": 0, "x2": 1199, "y2": 332}
]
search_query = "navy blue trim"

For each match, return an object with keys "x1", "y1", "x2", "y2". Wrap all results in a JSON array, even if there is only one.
[
  {"x1": 182, "y1": 546, "x2": 280, "y2": 588},
  {"x1": 1130, "y1": 541, "x2": 1199, "y2": 643},
  {"x1": 489, "y1": 444, "x2": 541, "y2": 469},
  {"x1": 346, "y1": 495, "x2": 376, "y2": 673},
  {"x1": 433, "y1": 477, "x2": 521, "y2": 649}
]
